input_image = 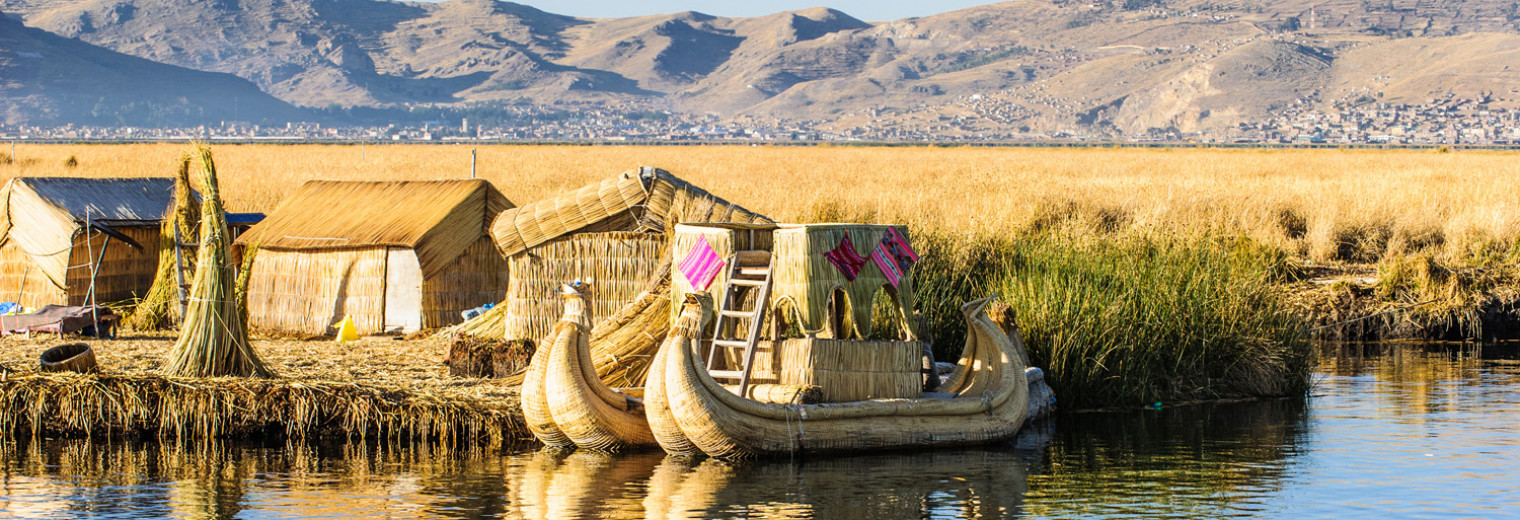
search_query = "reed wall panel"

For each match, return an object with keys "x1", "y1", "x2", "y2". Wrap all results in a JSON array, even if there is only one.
[
  {"x1": 246, "y1": 248, "x2": 386, "y2": 336},
  {"x1": 741, "y1": 338, "x2": 923, "y2": 403},
  {"x1": 503, "y1": 232, "x2": 665, "y2": 342},
  {"x1": 421, "y1": 237, "x2": 510, "y2": 329},
  {"x1": 63, "y1": 227, "x2": 160, "y2": 305},
  {"x1": 0, "y1": 240, "x2": 66, "y2": 308},
  {"x1": 770, "y1": 224, "x2": 918, "y2": 340}
]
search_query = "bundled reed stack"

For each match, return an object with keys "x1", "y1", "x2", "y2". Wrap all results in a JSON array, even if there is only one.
[
  {"x1": 126, "y1": 154, "x2": 200, "y2": 330},
  {"x1": 162, "y1": 147, "x2": 272, "y2": 378}
]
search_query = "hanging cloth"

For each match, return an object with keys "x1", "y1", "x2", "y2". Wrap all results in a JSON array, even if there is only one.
[
  {"x1": 822, "y1": 235, "x2": 869, "y2": 281},
  {"x1": 679, "y1": 236, "x2": 726, "y2": 290}
]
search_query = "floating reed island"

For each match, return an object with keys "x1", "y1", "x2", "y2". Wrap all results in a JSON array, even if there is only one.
[{"x1": 0, "y1": 334, "x2": 527, "y2": 445}]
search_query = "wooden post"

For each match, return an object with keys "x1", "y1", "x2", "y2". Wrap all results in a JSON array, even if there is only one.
[
  {"x1": 83, "y1": 215, "x2": 112, "y2": 337},
  {"x1": 470, "y1": 148, "x2": 477, "y2": 179},
  {"x1": 15, "y1": 265, "x2": 27, "y2": 307},
  {"x1": 173, "y1": 225, "x2": 189, "y2": 321}
]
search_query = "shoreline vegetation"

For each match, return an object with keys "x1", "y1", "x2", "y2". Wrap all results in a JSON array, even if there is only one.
[{"x1": 2, "y1": 144, "x2": 1517, "y2": 439}]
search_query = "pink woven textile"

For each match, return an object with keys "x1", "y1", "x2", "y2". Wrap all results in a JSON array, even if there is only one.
[{"x1": 679, "y1": 236, "x2": 726, "y2": 290}]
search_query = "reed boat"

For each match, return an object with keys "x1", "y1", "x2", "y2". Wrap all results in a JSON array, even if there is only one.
[
  {"x1": 520, "y1": 284, "x2": 656, "y2": 451},
  {"x1": 645, "y1": 293, "x2": 1032, "y2": 459},
  {"x1": 520, "y1": 221, "x2": 1054, "y2": 457}
]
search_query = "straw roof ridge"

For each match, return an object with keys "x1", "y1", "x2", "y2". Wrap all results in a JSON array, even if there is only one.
[
  {"x1": 236, "y1": 179, "x2": 514, "y2": 276},
  {"x1": 6, "y1": 177, "x2": 177, "y2": 226},
  {"x1": 491, "y1": 166, "x2": 770, "y2": 258}
]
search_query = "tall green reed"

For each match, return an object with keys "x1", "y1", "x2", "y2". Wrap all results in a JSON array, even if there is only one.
[{"x1": 912, "y1": 230, "x2": 1312, "y2": 408}]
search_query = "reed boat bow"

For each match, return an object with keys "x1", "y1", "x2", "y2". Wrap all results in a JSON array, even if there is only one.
[{"x1": 521, "y1": 284, "x2": 657, "y2": 451}]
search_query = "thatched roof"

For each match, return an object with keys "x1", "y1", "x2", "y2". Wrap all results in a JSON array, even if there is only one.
[
  {"x1": 0, "y1": 177, "x2": 178, "y2": 290},
  {"x1": 491, "y1": 167, "x2": 769, "y2": 257},
  {"x1": 236, "y1": 180, "x2": 513, "y2": 277}
]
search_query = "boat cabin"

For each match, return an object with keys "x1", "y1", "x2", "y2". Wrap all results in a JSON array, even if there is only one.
[{"x1": 671, "y1": 222, "x2": 925, "y2": 402}]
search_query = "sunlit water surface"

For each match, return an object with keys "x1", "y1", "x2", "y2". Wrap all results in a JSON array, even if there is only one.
[{"x1": 2, "y1": 343, "x2": 1517, "y2": 519}]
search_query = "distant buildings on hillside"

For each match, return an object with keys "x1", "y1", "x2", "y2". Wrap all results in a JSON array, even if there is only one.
[{"x1": 4, "y1": 95, "x2": 1518, "y2": 146}]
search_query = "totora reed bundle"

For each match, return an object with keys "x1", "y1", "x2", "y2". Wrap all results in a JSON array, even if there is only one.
[
  {"x1": 162, "y1": 147, "x2": 273, "y2": 378},
  {"x1": 126, "y1": 154, "x2": 201, "y2": 330}
]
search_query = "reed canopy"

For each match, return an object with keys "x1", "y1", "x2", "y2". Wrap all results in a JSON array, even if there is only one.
[
  {"x1": 486, "y1": 167, "x2": 770, "y2": 343},
  {"x1": 671, "y1": 223, "x2": 920, "y2": 340},
  {"x1": 236, "y1": 180, "x2": 513, "y2": 336},
  {"x1": 0, "y1": 177, "x2": 173, "y2": 308}
]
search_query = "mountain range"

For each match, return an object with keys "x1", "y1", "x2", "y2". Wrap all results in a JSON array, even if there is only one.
[{"x1": 3, "y1": 0, "x2": 1520, "y2": 136}]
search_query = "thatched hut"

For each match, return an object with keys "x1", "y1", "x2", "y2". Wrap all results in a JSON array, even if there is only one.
[
  {"x1": 0, "y1": 177, "x2": 172, "y2": 308},
  {"x1": 236, "y1": 180, "x2": 513, "y2": 336},
  {"x1": 487, "y1": 166, "x2": 769, "y2": 342}
]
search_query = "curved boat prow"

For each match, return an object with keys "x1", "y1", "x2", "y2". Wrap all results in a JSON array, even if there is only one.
[{"x1": 522, "y1": 283, "x2": 657, "y2": 451}]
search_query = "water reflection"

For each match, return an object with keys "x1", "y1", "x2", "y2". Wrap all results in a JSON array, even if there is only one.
[
  {"x1": 0, "y1": 438, "x2": 1040, "y2": 519},
  {"x1": 2, "y1": 343, "x2": 1518, "y2": 519},
  {"x1": 1028, "y1": 397, "x2": 1308, "y2": 518}
]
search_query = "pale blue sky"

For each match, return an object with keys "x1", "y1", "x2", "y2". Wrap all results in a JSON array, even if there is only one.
[{"x1": 430, "y1": 1, "x2": 995, "y2": 21}]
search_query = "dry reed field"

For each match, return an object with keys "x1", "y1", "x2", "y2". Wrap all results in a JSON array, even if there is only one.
[{"x1": 4, "y1": 143, "x2": 1519, "y2": 264}]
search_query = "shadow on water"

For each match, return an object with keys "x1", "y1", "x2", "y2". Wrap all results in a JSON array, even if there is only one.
[{"x1": 3, "y1": 342, "x2": 1517, "y2": 519}]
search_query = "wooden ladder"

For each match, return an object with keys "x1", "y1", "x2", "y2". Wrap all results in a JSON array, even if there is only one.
[
  {"x1": 706, "y1": 249, "x2": 773, "y2": 395},
  {"x1": 172, "y1": 226, "x2": 197, "y2": 321}
]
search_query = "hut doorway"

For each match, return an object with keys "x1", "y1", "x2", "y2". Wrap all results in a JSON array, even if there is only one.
[{"x1": 384, "y1": 248, "x2": 422, "y2": 333}]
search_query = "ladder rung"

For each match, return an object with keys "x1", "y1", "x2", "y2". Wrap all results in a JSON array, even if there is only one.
[
  {"x1": 719, "y1": 310, "x2": 753, "y2": 319},
  {"x1": 708, "y1": 370, "x2": 744, "y2": 379},
  {"x1": 712, "y1": 339, "x2": 748, "y2": 348},
  {"x1": 734, "y1": 250, "x2": 770, "y2": 267},
  {"x1": 737, "y1": 267, "x2": 769, "y2": 277},
  {"x1": 729, "y1": 278, "x2": 766, "y2": 287}
]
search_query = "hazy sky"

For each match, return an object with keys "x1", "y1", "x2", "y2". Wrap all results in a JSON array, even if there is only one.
[{"x1": 436, "y1": 1, "x2": 995, "y2": 21}]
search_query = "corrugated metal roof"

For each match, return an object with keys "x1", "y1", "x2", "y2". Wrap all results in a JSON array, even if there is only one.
[{"x1": 16, "y1": 177, "x2": 175, "y2": 225}]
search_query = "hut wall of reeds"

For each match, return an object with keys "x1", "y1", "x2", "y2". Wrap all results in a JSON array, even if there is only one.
[
  {"x1": 502, "y1": 231, "x2": 666, "y2": 342},
  {"x1": 488, "y1": 167, "x2": 769, "y2": 342},
  {"x1": 243, "y1": 248, "x2": 387, "y2": 335},
  {"x1": 237, "y1": 180, "x2": 512, "y2": 336},
  {"x1": 0, "y1": 178, "x2": 175, "y2": 308}
]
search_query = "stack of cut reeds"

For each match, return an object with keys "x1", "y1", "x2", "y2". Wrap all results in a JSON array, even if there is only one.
[{"x1": 161, "y1": 147, "x2": 272, "y2": 378}]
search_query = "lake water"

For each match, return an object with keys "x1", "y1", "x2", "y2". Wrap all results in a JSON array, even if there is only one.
[{"x1": 2, "y1": 343, "x2": 1518, "y2": 519}]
